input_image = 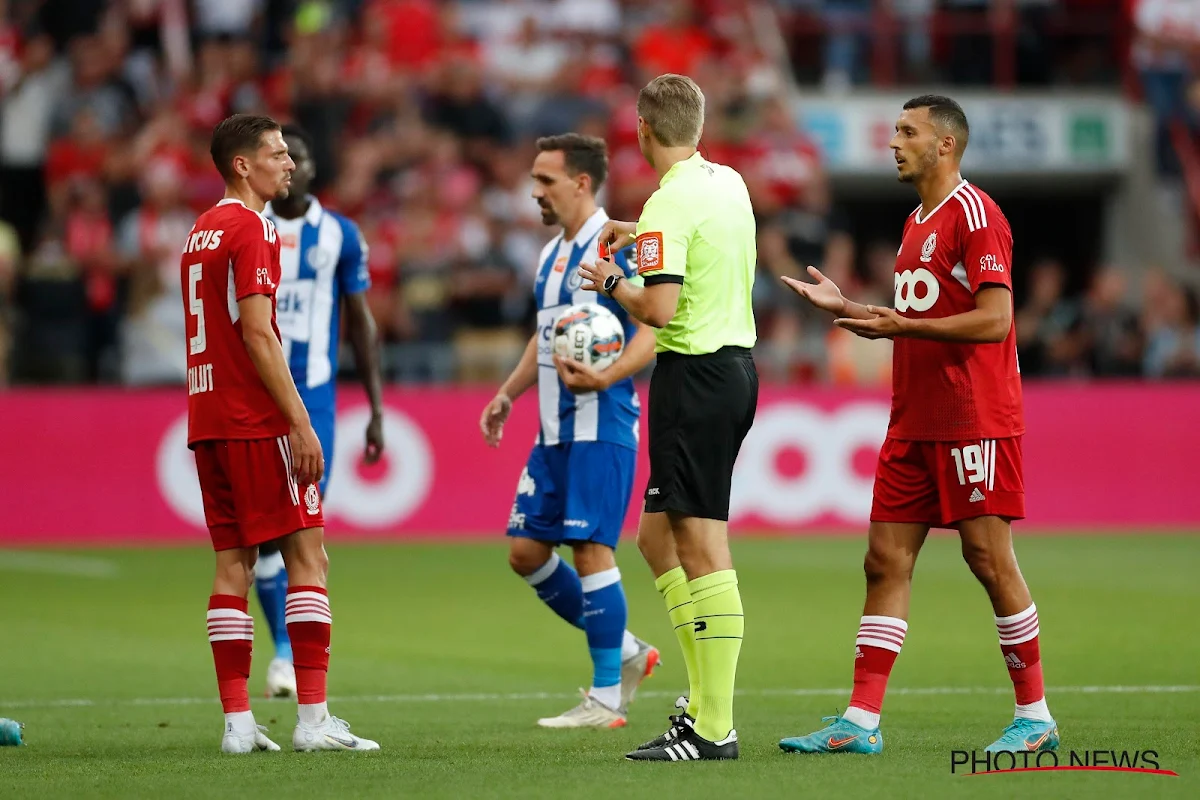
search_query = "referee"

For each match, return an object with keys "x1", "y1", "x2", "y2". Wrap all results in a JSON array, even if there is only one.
[{"x1": 580, "y1": 73, "x2": 758, "y2": 763}]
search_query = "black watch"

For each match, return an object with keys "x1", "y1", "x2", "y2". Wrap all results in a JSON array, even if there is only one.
[{"x1": 603, "y1": 273, "x2": 623, "y2": 295}]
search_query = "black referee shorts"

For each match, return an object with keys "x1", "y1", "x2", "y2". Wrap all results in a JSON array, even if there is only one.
[{"x1": 645, "y1": 346, "x2": 758, "y2": 521}]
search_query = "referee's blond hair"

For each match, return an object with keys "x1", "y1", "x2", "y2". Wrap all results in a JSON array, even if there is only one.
[{"x1": 637, "y1": 74, "x2": 705, "y2": 148}]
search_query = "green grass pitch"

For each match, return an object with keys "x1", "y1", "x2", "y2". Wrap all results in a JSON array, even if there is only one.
[{"x1": 1, "y1": 534, "x2": 1198, "y2": 799}]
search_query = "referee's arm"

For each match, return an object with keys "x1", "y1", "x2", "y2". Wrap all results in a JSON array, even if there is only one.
[{"x1": 608, "y1": 276, "x2": 680, "y2": 329}]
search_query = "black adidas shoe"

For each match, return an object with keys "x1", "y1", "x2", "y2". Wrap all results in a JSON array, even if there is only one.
[
  {"x1": 626, "y1": 726, "x2": 738, "y2": 762},
  {"x1": 635, "y1": 696, "x2": 694, "y2": 751}
]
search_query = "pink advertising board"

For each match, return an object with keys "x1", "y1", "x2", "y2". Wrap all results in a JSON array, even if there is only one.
[{"x1": 0, "y1": 384, "x2": 1196, "y2": 545}]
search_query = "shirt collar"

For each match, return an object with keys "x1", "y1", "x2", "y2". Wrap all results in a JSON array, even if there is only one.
[
  {"x1": 659, "y1": 151, "x2": 703, "y2": 188},
  {"x1": 570, "y1": 207, "x2": 609, "y2": 246}
]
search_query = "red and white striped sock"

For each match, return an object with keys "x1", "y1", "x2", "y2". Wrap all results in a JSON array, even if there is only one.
[
  {"x1": 286, "y1": 585, "x2": 332, "y2": 725},
  {"x1": 207, "y1": 595, "x2": 253, "y2": 715},
  {"x1": 844, "y1": 615, "x2": 908, "y2": 730},
  {"x1": 996, "y1": 603, "x2": 1052, "y2": 721}
]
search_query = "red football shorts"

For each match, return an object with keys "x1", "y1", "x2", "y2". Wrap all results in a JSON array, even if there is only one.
[
  {"x1": 871, "y1": 436, "x2": 1025, "y2": 528},
  {"x1": 193, "y1": 436, "x2": 324, "y2": 551}
]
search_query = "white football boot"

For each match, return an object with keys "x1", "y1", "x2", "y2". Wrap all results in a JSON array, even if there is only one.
[
  {"x1": 265, "y1": 657, "x2": 297, "y2": 698},
  {"x1": 221, "y1": 717, "x2": 281, "y2": 754},
  {"x1": 619, "y1": 636, "x2": 662, "y2": 713},
  {"x1": 537, "y1": 690, "x2": 627, "y2": 729},
  {"x1": 293, "y1": 715, "x2": 381, "y2": 752}
]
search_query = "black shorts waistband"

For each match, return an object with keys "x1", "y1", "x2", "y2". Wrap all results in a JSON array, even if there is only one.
[{"x1": 655, "y1": 345, "x2": 753, "y2": 365}]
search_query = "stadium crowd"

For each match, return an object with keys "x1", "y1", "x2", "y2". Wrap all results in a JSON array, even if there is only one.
[{"x1": 0, "y1": 0, "x2": 1197, "y2": 387}]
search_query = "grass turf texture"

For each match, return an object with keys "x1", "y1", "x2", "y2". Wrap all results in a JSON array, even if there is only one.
[{"x1": 1, "y1": 535, "x2": 1197, "y2": 799}]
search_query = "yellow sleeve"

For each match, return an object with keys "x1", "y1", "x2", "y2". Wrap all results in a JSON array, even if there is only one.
[{"x1": 634, "y1": 193, "x2": 691, "y2": 282}]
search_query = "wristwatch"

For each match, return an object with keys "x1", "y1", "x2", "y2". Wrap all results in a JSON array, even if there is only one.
[{"x1": 603, "y1": 273, "x2": 623, "y2": 296}]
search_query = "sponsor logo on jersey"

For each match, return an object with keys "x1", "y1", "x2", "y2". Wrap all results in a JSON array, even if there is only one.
[
  {"x1": 894, "y1": 268, "x2": 939, "y2": 313},
  {"x1": 980, "y1": 253, "x2": 1005, "y2": 273}
]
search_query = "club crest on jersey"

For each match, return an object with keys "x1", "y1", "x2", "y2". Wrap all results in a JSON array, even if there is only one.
[
  {"x1": 920, "y1": 231, "x2": 937, "y2": 263},
  {"x1": 566, "y1": 265, "x2": 583, "y2": 291},
  {"x1": 305, "y1": 484, "x2": 320, "y2": 515},
  {"x1": 306, "y1": 247, "x2": 335, "y2": 271}
]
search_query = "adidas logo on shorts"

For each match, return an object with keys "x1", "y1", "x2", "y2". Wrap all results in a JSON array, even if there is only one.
[{"x1": 969, "y1": 487, "x2": 985, "y2": 503}]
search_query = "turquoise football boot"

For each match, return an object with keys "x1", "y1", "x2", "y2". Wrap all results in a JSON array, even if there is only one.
[
  {"x1": 984, "y1": 718, "x2": 1060, "y2": 753},
  {"x1": 779, "y1": 715, "x2": 883, "y2": 754}
]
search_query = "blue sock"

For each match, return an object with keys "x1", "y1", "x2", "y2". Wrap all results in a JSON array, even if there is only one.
[
  {"x1": 254, "y1": 551, "x2": 292, "y2": 662},
  {"x1": 525, "y1": 552, "x2": 585, "y2": 630},
  {"x1": 581, "y1": 567, "x2": 627, "y2": 708}
]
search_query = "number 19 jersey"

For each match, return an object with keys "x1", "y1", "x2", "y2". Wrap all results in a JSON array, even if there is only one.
[
  {"x1": 889, "y1": 180, "x2": 1024, "y2": 441},
  {"x1": 182, "y1": 198, "x2": 289, "y2": 447}
]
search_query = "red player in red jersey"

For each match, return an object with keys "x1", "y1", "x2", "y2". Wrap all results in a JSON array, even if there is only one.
[
  {"x1": 778, "y1": 96, "x2": 1058, "y2": 755},
  {"x1": 185, "y1": 114, "x2": 378, "y2": 754}
]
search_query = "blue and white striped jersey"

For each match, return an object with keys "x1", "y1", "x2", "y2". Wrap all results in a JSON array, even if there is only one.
[
  {"x1": 535, "y1": 208, "x2": 641, "y2": 451},
  {"x1": 265, "y1": 198, "x2": 370, "y2": 412}
]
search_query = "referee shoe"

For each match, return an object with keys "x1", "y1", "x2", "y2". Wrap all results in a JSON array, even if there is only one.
[
  {"x1": 626, "y1": 725, "x2": 738, "y2": 762},
  {"x1": 633, "y1": 696, "x2": 694, "y2": 751}
]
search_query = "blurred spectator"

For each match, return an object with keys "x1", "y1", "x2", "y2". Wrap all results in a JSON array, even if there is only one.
[
  {"x1": 1080, "y1": 267, "x2": 1144, "y2": 377},
  {"x1": 0, "y1": 216, "x2": 16, "y2": 384},
  {"x1": 1144, "y1": 280, "x2": 1200, "y2": 377},
  {"x1": 1016, "y1": 257, "x2": 1085, "y2": 376},
  {"x1": 50, "y1": 33, "x2": 136, "y2": 139}
]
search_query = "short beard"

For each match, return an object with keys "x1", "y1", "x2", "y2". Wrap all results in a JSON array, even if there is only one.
[
  {"x1": 539, "y1": 206, "x2": 559, "y2": 227},
  {"x1": 900, "y1": 146, "x2": 939, "y2": 184}
]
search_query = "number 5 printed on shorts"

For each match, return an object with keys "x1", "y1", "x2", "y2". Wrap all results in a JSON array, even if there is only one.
[{"x1": 950, "y1": 441, "x2": 996, "y2": 496}]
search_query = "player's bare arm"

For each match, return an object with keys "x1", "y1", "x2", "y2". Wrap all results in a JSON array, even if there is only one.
[
  {"x1": 782, "y1": 266, "x2": 878, "y2": 321},
  {"x1": 555, "y1": 319, "x2": 656, "y2": 394},
  {"x1": 579, "y1": 257, "x2": 681, "y2": 329},
  {"x1": 836, "y1": 285, "x2": 1012, "y2": 343},
  {"x1": 598, "y1": 219, "x2": 637, "y2": 254},
  {"x1": 344, "y1": 292, "x2": 385, "y2": 464},
  {"x1": 480, "y1": 333, "x2": 539, "y2": 448},
  {"x1": 239, "y1": 293, "x2": 324, "y2": 484}
]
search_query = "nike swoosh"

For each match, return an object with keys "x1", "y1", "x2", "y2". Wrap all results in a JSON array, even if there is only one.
[
  {"x1": 1025, "y1": 729, "x2": 1053, "y2": 750},
  {"x1": 324, "y1": 733, "x2": 358, "y2": 748},
  {"x1": 828, "y1": 735, "x2": 859, "y2": 748}
]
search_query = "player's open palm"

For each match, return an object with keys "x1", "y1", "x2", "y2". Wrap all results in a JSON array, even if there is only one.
[
  {"x1": 782, "y1": 266, "x2": 847, "y2": 316},
  {"x1": 480, "y1": 393, "x2": 512, "y2": 448},
  {"x1": 289, "y1": 423, "x2": 324, "y2": 487}
]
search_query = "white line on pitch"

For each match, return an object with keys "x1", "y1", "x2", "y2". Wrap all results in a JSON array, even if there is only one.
[
  {"x1": 0, "y1": 551, "x2": 119, "y2": 578},
  {"x1": 3, "y1": 685, "x2": 1196, "y2": 711}
]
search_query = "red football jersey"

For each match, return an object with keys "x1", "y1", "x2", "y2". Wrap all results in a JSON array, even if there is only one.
[
  {"x1": 182, "y1": 198, "x2": 289, "y2": 446},
  {"x1": 888, "y1": 181, "x2": 1024, "y2": 441}
]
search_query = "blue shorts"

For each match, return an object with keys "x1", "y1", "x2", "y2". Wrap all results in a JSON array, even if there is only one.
[
  {"x1": 309, "y1": 404, "x2": 335, "y2": 497},
  {"x1": 506, "y1": 441, "x2": 636, "y2": 550}
]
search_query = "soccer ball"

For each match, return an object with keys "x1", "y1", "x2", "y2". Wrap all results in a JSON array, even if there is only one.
[{"x1": 553, "y1": 303, "x2": 625, "y2": 371}]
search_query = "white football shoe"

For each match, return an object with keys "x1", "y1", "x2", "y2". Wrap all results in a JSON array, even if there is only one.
[
  {"x1": 293, "y1": 715, "x2": 381, "y2": 752},
  {"x1": 537, "y1": 690, "x2": 627, "y2": 729},
  {"x1": 221, "y1": 721, "x2": 281, "y2": 754},
  {"x1": 265, "y1": 657, "x2": 296, "y2": 698},
  {"x1": 620, "y1": 636, "x2": 662, "y2": 713}
]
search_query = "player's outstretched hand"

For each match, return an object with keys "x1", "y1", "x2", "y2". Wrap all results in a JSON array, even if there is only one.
[
  {"x1": 782, "y1": 266, "x2": 847, "y2": 316},
  {"x1": 578, "y1": 258, "x2": 622, "y2": 294},
  {"x1": 480, "y1": 393, "x2": 512, "y2": 448},
  {"x1": 289, "y1": 423, "x2": 325, "y2": 487},
  {"x1": 835, "y1": 305, "x2": 907, "y2": 340},
  {"x1": 363, "y1": 411, "x2": 384, "y2": 465},
  {"x1": 555, "y1": 356, "x2": 610, "y2": 394},
  {"x1": 598, "y1": 219, "x2": 637, "y2": 254}
]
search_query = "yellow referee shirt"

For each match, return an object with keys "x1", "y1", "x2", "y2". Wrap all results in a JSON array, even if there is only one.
[{"x1": 634, "y1": 152, "x2": 757, "y2": 355}]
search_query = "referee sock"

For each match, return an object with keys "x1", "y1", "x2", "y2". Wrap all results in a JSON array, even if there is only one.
[
  {"x1": 254, "y1": 550, "x2": 292, "y2": 662},
  {"x1": 655, "y1": 567, "x2": 701, "y2": 718},
  {"x1": 581, "y1": 567, "x2": 627, "y2": 711},
  {"x1": 688, "y1": 570, "x2": 744, "y2": 741},
  {"x1": 207, "y1": 595, "x2": 253, "y2": 714},
  {"x1": 525, "y1": 552, "x2": 585, "y2": 630}
]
